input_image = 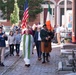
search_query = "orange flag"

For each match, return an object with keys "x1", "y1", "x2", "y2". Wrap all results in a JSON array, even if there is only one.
[{"x1": 46, "y1": 4, "x2": 53, "y2": 31}]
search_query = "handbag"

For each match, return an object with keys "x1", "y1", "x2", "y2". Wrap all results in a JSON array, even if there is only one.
[{"x1": 44, "y1": 41, "x2": 48, "y2": 47}]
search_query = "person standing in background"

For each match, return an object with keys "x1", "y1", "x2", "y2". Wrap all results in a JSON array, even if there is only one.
[
  {"x1": 56, "y1": 25, "x2": 61, "y2": 45},
  {"x1": 32, "y1": 24, "x2": 37, "y2": 37},
  {"x1": 15, "y1": 29, "x2": 21, "y2": 56},
  {"x1": 0, "y1": 23, "x2": 5, "y2": 33},
  {"x1": 32, "y1": 24, "x2": 37, "y2": 54},
  {"x1": 8, "y1": 31, "x2": 15, "y2": 56},
  {"x1": 0, "y1": 27, "x2": 7, "y2": 66},
  {"x1": 34, "y1": 26, "x2": 42, "y2": 60}
]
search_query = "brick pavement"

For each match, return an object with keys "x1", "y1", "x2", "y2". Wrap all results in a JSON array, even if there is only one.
[
  {"x1": 0, "y1": 44, "x2": 74, "y2": 75},
  {"x1": 0, "y1": 47, "x2": 73, "y2": 75},
  {"x1": 0, "y1": 51, "x2": 21, "y2": 75}
]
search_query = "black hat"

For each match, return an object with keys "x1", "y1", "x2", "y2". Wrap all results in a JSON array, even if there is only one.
[
  {"x1": 43, "y1": 24, "x2": 46, "y2": 27},
  {"x1": 0, "y1": 27, "x2": 2, "y2": 29}
]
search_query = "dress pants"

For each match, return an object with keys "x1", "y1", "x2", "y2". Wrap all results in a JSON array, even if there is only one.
[
  {"x1": 36, "y1": 41, "x2": 41, "y2": 58},
  {"x1": 15, "y1": 44, "x2": 20, "y2": 54},
  {"x1": 9, "y1": 44, "x2": 14, "y2": 55},
  {"x1": 0, "y1": 47, "x2": 5, "y2": 63}
]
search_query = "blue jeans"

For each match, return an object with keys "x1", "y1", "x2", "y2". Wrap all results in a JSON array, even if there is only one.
[
  {"x1": 9, "y1": 44, "x2": 14, "y2": 55},
  {"x1": 16, "y1": 44, "x2": 20, "y2": 54}
]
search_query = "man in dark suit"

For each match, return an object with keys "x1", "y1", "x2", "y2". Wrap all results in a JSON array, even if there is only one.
[{"x1": 34, "y1": 26, "x2": 42, "y2": 60}]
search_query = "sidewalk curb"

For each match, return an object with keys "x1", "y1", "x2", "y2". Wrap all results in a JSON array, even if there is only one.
[
  {"x1": 1, "y1": 56, "x2": 22, "y2": 75},
  {"x1": 5, "y1": 47, "x2": 9, "y2": 58}
]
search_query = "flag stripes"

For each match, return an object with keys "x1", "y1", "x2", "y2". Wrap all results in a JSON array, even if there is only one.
[
  {"x1": 46, "y1": 4, "x2": 53, "y2": 31},
  {"x1": 21, "y1": 0, "x2": 29, "y2": 29}
]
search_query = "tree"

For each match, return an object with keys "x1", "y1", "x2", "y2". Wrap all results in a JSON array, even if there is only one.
[
  {"x1": 10, "y1": 0, "x2": 19, "y2": 25},
  {"x1": 0, "y1": 0, "x2": 44, "y2": 21},
  {"x1": 0, "y1": 0, "x2": 14, "y2": 20},
  {"x1": 28, "y1": 0, "x2": 44, "y2": 21}
]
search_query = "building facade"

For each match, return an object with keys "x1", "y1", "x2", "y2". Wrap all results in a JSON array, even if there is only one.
[
  {"x1": 0, "y1": 0, "x2": 72, "y2": 27},
  {"x1": 40, "y1": 0, "x2": 72, "y2": 27}
]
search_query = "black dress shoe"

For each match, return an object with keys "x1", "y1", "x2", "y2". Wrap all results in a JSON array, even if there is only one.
[
  {"x1": 25, "y1": 64, "x2": 27, "y2": 66},
  {"x1": 12, "y1": 54, "x2": 14, "y2": 56},
  {"x1": 25, "y1": 64, "x2": 30, "y2": 67},
  {"x1": 0, "y1": 63, "x2": 4, "y2": 66},
  {"x1": 46, "y1": 59, "x2": 50, "y2": 62},
  {"x1": 42, "y1": 61, "x2": 45, "y2": 64},
  {"x1": 32, "y1": 52, "x2": 34, "y2": 54},
  {"x1": 27, "y1": 64, "x2": 30, "y2": 67}
]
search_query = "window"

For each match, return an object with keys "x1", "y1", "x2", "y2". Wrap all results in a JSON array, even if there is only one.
[
  {"x1": 59, "y1": 0, "x2": 72, "y2": 5},
  {"x1": 42, "y1": 1, "x2": 54, "y2": 4}
]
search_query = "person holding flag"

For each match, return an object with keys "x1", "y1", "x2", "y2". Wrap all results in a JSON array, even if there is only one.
[
  {"x1": 20, "y1": 0, "x2": 35, "y2": 67},
  {"x1": 45, "y1": 4, "x2": 54, "y2": 55},
  {"x1": 40, "y1": 24, "x2": 52, "y2": 63},
  {"x1": 40, "y1": 4, "x2": 54, "y2": 63}
]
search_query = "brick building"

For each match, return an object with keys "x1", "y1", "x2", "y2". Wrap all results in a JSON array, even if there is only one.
[{"x1": 0, "y1": 0, "x2": 72, "y2": 27}]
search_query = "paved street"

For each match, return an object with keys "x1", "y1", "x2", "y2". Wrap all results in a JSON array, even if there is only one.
[{"x1": 0, "y1": 44, "x2": 73, "y2": 75}]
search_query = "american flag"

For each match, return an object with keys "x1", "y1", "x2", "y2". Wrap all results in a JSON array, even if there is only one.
[{"x1": 21, "y1": 0, "x2": 29, "y2": 29}]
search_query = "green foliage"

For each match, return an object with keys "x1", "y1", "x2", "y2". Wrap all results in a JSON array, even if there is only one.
[
  {"x1": 28, "y1": 0, "x2": 43, "y2": 20},
  {"x1": 10, "y1": 0, "x2": 19, "y2": 24},
  {"x1": 0, "y1": 0, "x2": 44, "y2": 21},
  {"x1": 0, "y1": 0, "x2": 14, "y2": 19}
]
